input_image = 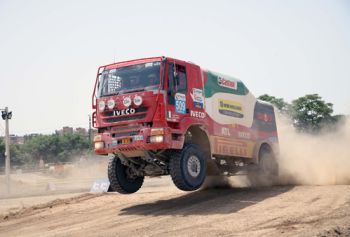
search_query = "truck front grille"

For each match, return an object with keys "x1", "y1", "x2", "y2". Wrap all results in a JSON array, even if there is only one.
[
  {"x1": 103, "y1": 107, "x2": 147, "y2": 116},
  {"x1": 103, "y1": 107, "x2": 148, "y2": 123},
  {"x1": 112, "y1": 131, "x2": 140, "y2": 138},
  {"x1": 104, "y1": 114, "x2": 146, "y2": 123}
]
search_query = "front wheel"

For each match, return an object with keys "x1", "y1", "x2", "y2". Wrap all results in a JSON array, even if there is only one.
[
  {"x1": 169, "y1": 144, "x2": 207, "y2": 191},
  {"x1": 108, "y1": 156, "x2": 144, "y2": 194}
]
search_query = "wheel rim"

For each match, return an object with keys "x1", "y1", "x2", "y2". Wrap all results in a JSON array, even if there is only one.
[{"x1": 187, "y1": 155, "x2": 201, "y2": 178}]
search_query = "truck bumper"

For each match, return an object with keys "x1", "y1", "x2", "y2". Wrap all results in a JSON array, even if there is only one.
[{"x1": 94, "y1": 127, "x2": 176, "y2": 155}]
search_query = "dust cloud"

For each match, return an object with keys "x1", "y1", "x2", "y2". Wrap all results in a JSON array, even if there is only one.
[
  {"x1": 277, "y1": 115, "x2": 350, "y2": 185},
  {"x1": 203, "y1": 115, "x2": 350, "y2": 189}
]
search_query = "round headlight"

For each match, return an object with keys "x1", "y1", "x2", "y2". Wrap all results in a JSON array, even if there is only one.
[
  {"x1": 98, "y1": 101, "x2": 105, "y2": 111},
  {"x1": 123, "y1": 97, "x2": 132, "y2": 107},
  {"x1": 107, "y1": 99, "x2": 115, "y2": 109},
  {"x1": 133, "y1": 95, "x2": 143, "y2": 106}
]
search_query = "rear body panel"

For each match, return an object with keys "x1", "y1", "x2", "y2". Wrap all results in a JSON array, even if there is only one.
[{"x1": 202, "y1": 70, "x2": 278, "y2": 159}]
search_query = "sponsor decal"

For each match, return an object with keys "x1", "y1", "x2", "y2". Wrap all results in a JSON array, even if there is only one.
[
  {"x1": 145, "y1": 61, "x2": 160, "y2": 67},
  {"x1": 214, "y1": 137, "x2": 255, "y2": 157},
  {"x1": 221, "y1": 127, "x2": 231, "y2": 137},
  {"x1": 217, "y1": 77, "x2": 237, "y2": 90},
  {"x1": 193, "y1": 102, "x2": 203, "y2": 109},
  {"x1": 190, "y1": 110, "x2": 205, "y2": 118},
  {"x1": 123, "y1": 96, "x2": 132, "y2": 107},
  {"x1": 218, "y1": 99, "x2": 244, "y2": 118},
  {"x1": 175, "y1": 93, "x2": 186, "y2": 114},
  {"x1": 167, "y1": 110, "x2": 180, "y2": 121},
  {"x1": 175, "y1": 93, "x2": 186, "y2": 101},
  {"x1": 191, "y1": 88, "x2": 204, "y2": 108},
  {"x1": 238, "y1": 131, "x2": 251, "y2": 139},
  {"x1": 113, "y1": 108, "x2": 136, "y2": 116}
]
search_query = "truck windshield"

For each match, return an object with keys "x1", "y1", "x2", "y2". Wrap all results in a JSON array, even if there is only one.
[{"x1": 97, "y1": 61, "x2": 161, "y2": 97}]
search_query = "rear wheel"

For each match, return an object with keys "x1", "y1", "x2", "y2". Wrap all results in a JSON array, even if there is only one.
[
  {"x1": 169, "y1": 144, "x2": 207, "y2": 191},
  {"x1": 108, "y1": 156, "x2": 144, "y2": 194},
  {"x1": 258, "y1": 145, "x2": 278, "y2": 177},
  {"x1": 246, "y1": 145, "x2": 278, "y2": 186}
]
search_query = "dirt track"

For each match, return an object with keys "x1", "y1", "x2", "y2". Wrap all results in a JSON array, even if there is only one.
[{"x1": 1, "y1": 177, "x2": 350, "y2": 237}]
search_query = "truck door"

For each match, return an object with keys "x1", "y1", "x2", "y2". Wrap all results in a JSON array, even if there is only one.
[
  {"x1": 187, "y1": 65, "x2": 205, "y2": 118},
  {"x1": 166, "y1": 61, "x2": 189, "y2": 122}
]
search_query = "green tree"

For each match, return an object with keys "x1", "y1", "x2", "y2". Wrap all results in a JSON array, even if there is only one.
[
  {"x1": 0, "y1": 139, "x2": 26, "y2": 166},
  {"x1": 10, "y1": 144, "x2": 24, "y2": 166},
  {"x1": 19, "y1": 133, "x2": 90, "y2": 164},
  {"x1": 291, "y1": 94, "x2": 334, "y2": 132},
  {"x1": 258, "y1": 94, "x2": 290, "y2": 114}
]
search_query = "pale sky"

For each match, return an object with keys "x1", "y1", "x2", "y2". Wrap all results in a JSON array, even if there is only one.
[{"x1": 0, "y1": 0, "x2": 349, "y2": 135}]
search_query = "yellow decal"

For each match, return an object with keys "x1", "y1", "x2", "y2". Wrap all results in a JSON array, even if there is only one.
[{"x1": 218, "y1": 99, "x2": 244, "y2": 118}]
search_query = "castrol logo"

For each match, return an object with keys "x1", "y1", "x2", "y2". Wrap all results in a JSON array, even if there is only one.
[{"x1": 218, "y1": 77, "x2": 237, "y2": 90}]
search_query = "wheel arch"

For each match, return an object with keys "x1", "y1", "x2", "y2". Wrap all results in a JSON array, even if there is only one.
[
  {"x1": 183, "y1": 125, "x2": 219, "y2": 175},
  {"x1": 184, "y1": 125, "x2": 211, "y2": 158}
]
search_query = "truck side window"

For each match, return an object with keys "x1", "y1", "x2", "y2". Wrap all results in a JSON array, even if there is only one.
[{"x1": 168, "y1": 63, "x2": 187, "y2": 105}]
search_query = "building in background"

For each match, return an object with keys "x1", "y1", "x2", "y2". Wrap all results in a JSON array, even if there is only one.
[
  {"x1": 75, "y1": 127, "x2": 88, "y2": 137},
  {"x1": 55, "y1": 126, "x2": 74, "y2": 135},
  {"x1": 9, "y1": 135, "x2": 24, "y2": 145}
]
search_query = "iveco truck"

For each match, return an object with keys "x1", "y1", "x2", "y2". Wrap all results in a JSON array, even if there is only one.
[{"x1": 92, "y1": 56, "x2": 279, "y2": 193}]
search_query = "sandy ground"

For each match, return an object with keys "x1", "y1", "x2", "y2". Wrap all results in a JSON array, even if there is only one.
[{"x1": 0, "y1": 177, "x2": 350, "y2": 237}]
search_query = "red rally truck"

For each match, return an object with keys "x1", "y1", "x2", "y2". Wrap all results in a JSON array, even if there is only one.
[{"x1": 92, "y1": 56, "x2": 279, "y2": 194}]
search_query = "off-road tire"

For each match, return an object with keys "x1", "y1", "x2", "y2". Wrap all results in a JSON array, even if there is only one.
[
  {"x1": 108, "y1": 156, "x2": 144, "y2": 194},
  {"x1": 258, "y1": 145, "x2": 278, "y2": 177},
  {"x1": 169, "y1": 144, "x2": 207, "y2": 191}
]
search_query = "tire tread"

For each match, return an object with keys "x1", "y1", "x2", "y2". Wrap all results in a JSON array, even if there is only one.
[
  {"x1": 169, "y1": 144, "x2": 206, "y2": 191},
  {"x1": 108, "y1": 156, "x2": 144, "y2": 194}
]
